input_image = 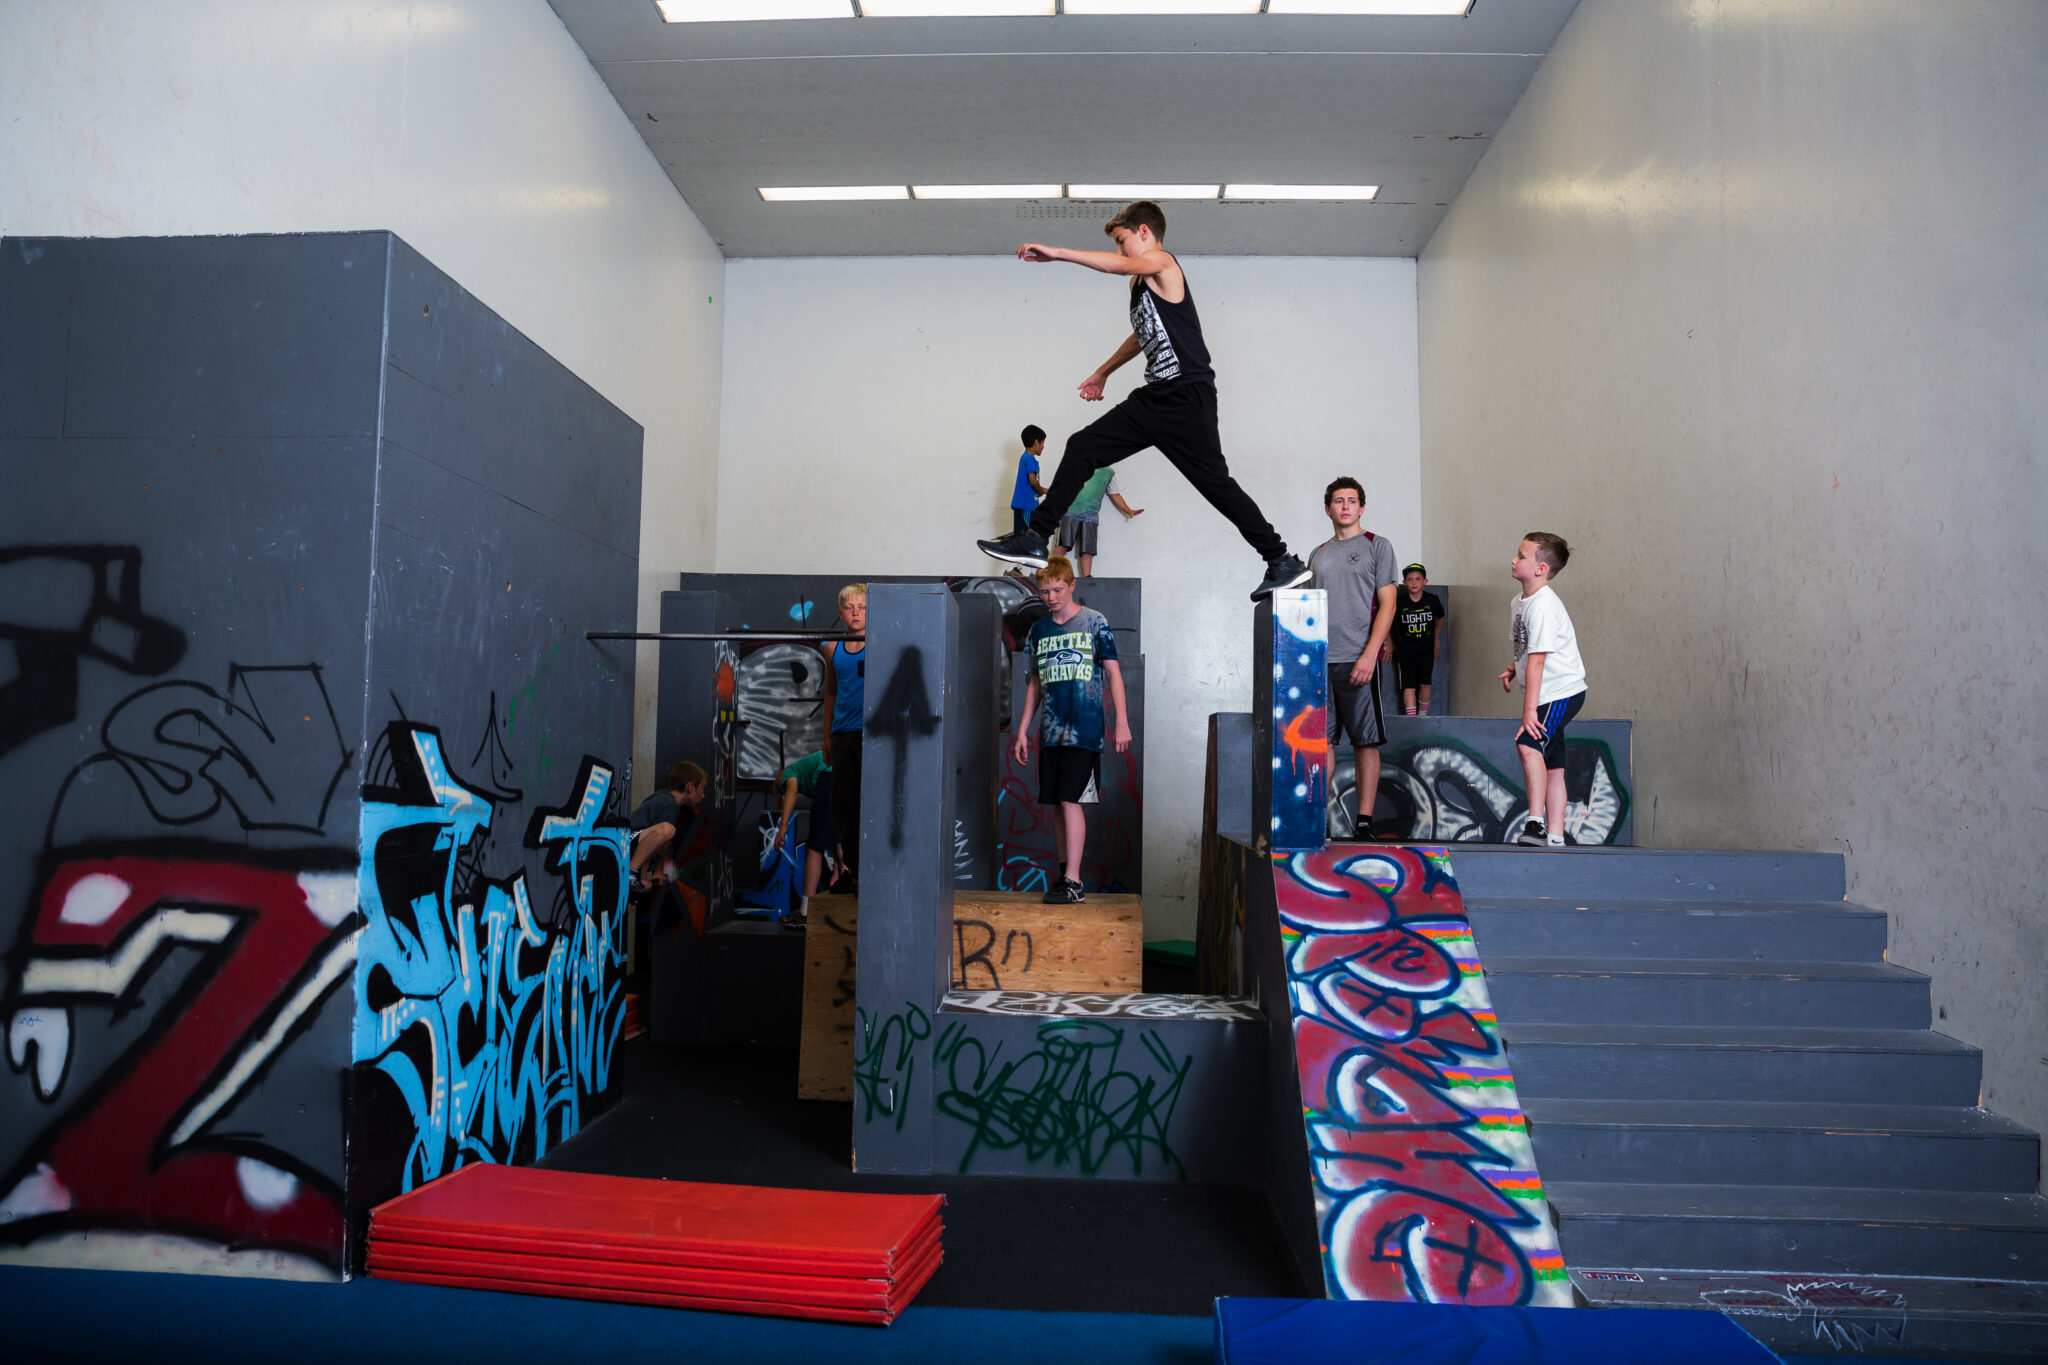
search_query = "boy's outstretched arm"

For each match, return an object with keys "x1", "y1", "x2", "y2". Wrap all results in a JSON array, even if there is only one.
[
  {"x1": 1517, "y1": 653, "x2": 1549, "y2": 740},
  {"x1": 1017, "y1": 242, "x2": 1173, "y2": 278},
  {"x1": 771, "y1": 774, "x2": 799, "y2": 853},
  {"x1": 1109, "y1": 492, "x2": 1143, "y2": 519},
  {"x1": 1012, "y1": 675, "x2": 1042, "y2": 765},
  {"x1": 1353, "y1": 584, "x2": 1400, "y2": 685},
  {"x1": 1105, "y1": 660, "x2": 1132, "y2": 753},
  {"x1": 1081, "y1": 335, "x2": 1142, "y2": 401}
]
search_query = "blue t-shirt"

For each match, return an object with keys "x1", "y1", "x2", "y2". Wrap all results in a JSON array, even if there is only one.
[
  {"x1": 1026, "y1": 606, "x2": 1119, "y2": 751},
  {"x1": 829, "y1": 642, "x2": 865, "y2": 734},
  {"x1": 1011, "y1": 451, "x2": 1041, "y2": 510}
]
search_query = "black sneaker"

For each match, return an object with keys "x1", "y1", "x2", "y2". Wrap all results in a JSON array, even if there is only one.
[
  {"x1": 1250, "y1": 553, "x2": 1313, "y2": 601},
  {"x1": 1515, "y1": 820, "x2": 1548, "y2": 846},
  {"x1": 1041, "y1": 878, "x2": 1086, "y2": 905},
  {"x1": 977, "y1": 528, "x2": 1051, "y2": 570}
]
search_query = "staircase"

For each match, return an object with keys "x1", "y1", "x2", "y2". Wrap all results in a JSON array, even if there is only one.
[{"x1": 1448, "y1": 845, "x2": 2048, "y2": 1361}]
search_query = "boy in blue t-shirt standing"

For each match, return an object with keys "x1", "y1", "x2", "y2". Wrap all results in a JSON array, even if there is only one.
[
  {"x1": 1011, "y1": 555, "x2": 1131, "y2": 904},
  {"x1": 1009, "y1": 425, "x2": 1048, "y2": 535}
]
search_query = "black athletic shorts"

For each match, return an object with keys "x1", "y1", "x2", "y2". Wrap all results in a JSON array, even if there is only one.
[
  {"x1": 1038, "y1": 745, "x2": 1102, "y2": 806},
  {"x1": 803, "y1": 769, "x2": 838, "y2": 854},
  {"x1": 1328, "y1": 662, "x2": 1386, "y2": 750},
  {"x1": 1394, "y1": 654, "x2": 1435, "y2": 691},
  {"x1": 1057, "y1": 517, "x2": 1100, "y2": 557},
  {"x1": 1515, "y1": 690, "x2": 1586, "y2": 770}
]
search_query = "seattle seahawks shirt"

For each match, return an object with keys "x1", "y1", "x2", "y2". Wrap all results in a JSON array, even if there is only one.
[{"x1": 1026, "y1": 606, "x2": 1120, "y2": 751}]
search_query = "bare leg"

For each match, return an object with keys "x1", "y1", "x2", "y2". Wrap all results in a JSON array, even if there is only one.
[
  {"x1": 1052, "y1": 811, "x2": 1066, "y2": 883},
  {"x1": 1519, "y1": 745, "x2": 1549, "y2": 831},
  {"x1": 1545, "y1": 767, "x2": 1569, "y2": 842},
  {"x1": 804, "y1": 849, "x2": 824, "y2": 898},
  {"x1": 1417, "y1": 683, "x2": 1432, "y2": 715},
  {"x1": 1356, "y1": 744, "x2": 1382, "y2": 834},
  {"x1": 1080, "y1": 553, "x2": 1094, "y2": 577},
  {"x1": 1401, "y1": 687, "x2": 1417, "y2": 714},
  {"x1": 1062, "y1": 802, "x2": 1087, "y2": 883}
]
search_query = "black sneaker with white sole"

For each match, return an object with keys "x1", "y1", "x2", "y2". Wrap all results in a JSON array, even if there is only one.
[
  {"x1": 1251, "y1": 553, "x2": 1313, "y2": 601},
  {"x1": 1515, "y1": 820, "x2": 1549, "y2": 846},
  {"x1": 977, "y1": 528, "x2": 1051, "y2": 570},
  {"x1": 1041, "y1": 878, "x2": 1086, "y2": 905}
]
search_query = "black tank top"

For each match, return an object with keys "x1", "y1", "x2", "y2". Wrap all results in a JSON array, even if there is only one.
[{"x1": 1129, "y1": 260, "x2": 1214, "y2": 388}]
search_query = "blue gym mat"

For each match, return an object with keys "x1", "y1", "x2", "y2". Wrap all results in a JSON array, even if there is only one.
[{"x1": 1212, "y1": 1298, "x2": 1784, "y2": 1364}]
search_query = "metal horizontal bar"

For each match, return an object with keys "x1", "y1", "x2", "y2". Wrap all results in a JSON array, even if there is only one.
[{"x1": 585, "y1": 631, "x2": 864, "y2": 643}]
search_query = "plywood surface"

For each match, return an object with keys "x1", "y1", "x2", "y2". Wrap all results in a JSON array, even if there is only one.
[{"x1": 796, "y1": 893, "x2": 1144, "y2": 1102}]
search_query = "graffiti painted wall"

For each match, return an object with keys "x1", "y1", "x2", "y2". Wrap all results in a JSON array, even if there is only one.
[
  {"x1": 0, "y1": 234, "x2": 383, "y2": 1278},
  {"x1": 1255, "y1": 591, "x2": 1330, "y2": 854},
  {"x1": 1274, "y1": 845, "x2": 1570, "y2": 1306},
  {"x1": 0, "y1": 234, "x2": 640, "y2": 1279},
  {"x1": 1329, "y1": 716, "x2": 1634, "y2": 845},
  {"x1": 344, "y1": 237, "x2": 640, "y2": 1257}
]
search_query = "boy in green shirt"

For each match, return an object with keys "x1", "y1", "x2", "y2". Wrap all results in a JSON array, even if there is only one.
[{"x1": 769, "y1": 748, "x2": 837, "y2": 926}]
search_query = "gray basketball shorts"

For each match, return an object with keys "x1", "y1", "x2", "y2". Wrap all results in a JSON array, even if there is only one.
[
  {"x1": 1056, "y1": 517, "x2": 1100, "y2": 557},
  {"x1": 1327, "y1": 661, "x2": 1387, "y2": 750}
]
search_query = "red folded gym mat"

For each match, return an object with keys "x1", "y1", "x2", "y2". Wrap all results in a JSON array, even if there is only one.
[
  {"x1": 366, "y1": 1233, "x2": 945, "y2": 1313},
  {"x1": 366, "y1": 1163, "x2": 944, "y2": 1325}
]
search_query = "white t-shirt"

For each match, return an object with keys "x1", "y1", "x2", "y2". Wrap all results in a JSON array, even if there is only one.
[{"x1": 1510, "y1": 585, "x2": 1586, "y2": 705}]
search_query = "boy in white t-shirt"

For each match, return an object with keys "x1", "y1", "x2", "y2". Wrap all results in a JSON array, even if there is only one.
[{"x1": 1497, "y1": 532, "x2": 1587, "y2": 847}]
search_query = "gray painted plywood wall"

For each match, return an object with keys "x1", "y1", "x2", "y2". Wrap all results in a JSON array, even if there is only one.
[
  {"x1": 0, "y1": 231, "x2": 643, "y2": 1279},
  {"x1": 1416, "y1": 1, "x2": 2048, "y2": 1154}
]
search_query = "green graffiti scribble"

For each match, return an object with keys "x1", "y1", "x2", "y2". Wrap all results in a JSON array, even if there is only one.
[
  {"x1": 853, "y1": 1001, "x2": 931, "y2": 1132},
  {"x1": 934, "y1": 1020, "x2": 1190, "y2": 1178}
]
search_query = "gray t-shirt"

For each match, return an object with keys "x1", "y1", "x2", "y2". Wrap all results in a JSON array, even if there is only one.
[{"x1": 1308, "y1": 531, "x2": 1399, "y2": 663}]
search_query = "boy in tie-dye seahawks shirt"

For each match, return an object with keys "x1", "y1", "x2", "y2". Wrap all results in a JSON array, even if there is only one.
[{"x1": 1012, "y1": 556, "x2": 1130, "y2": 905}]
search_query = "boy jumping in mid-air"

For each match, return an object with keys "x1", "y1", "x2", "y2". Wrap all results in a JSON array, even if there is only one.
[
  {"x1": 1012, "y1": 555, "x2": 1131, "y2": 903},
  {"x1": 1392, "y1": 563, "x2": 1448, "y2": 716},
  {"x1": 976, "y1": 201, "x2": 1310, "y2": 601},
  {"x1": 1498, "y1": 533, "x2": 1588, "y2": 848}
]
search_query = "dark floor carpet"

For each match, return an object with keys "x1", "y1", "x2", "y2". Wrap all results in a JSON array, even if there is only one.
[
  {"x1": 1, "y1": 1265, "x2": 1214, "y2": 1365},
  {"x1": 537, "y1": 1037, "x2": 1309, "y2": 1316}
]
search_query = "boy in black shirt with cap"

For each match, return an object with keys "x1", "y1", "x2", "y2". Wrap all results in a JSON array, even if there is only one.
[
  {"x1": 1391, "y1": 564, "x2": 1448, "y2": 716},
  {"x1": 976, "y1": 200, "x2": 1310, "y2": 602}
]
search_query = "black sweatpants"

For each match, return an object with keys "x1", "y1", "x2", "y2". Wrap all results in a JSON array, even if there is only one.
[
  {"x1": 1028, "y1": 380, "x2": 1287, "y2": 562},
  {"x1": 829, "y1": 730, "x2": 863, "y2": 875}
]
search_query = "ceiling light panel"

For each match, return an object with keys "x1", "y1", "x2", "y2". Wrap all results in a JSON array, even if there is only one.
[
  {"x1": 1224, "y1": 184, "x2": 1379, "y2": 200},
  {"x1": 656, "y1": 0, "x2": 854, "y2": 21},
  {"x1": 758, "y1": 185, "x2": 909, "y2": 200},
  {"x1": 912, "y1": 184, "x2": 1065, "y2": 199},
  {"x1": 857, "y1": 1, "x2": 1057, "y2": 15},
  {"x1": 1264, "y1": 1, "x2": 1472, "y2": 14},
  {"x1": 1062, "y1": 1, "x2": 1260, "y2": 13},
  {"x1": 1067, "y1": 184, "x2": 1220, "y2": 200}
]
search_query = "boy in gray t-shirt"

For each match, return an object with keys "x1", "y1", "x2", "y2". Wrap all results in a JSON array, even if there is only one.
[{"x1": 1307, "y1": 477, "x2": 1399, "y2": 838}]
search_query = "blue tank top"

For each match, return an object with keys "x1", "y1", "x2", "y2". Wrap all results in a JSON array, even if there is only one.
[{"x1": 830, "y1": 642, "x2": 865, "y2": 734}]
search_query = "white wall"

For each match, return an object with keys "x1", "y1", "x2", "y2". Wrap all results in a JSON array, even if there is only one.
[
  {"x1": 1418, "y1": 2, "x2": 2048, "y2": 1138},
  {"x1": 0, "y1": 0, "x2": 727, "y2": 795},
  {"x1": 718, "y1": 255, "x2": 1422, "y2": 938}
]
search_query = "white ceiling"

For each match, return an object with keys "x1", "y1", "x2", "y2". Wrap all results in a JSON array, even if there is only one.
[{"x1": 546, "y1": 1, "x2": 1581, "y2": 257}]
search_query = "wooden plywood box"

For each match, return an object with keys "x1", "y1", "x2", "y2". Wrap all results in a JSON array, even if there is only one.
[{"x1": 796, "y1": 892, "x2": 1144, "y2": 1102}]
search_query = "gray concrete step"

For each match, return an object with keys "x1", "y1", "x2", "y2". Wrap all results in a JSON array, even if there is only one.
[
  {"x1": 1545, "y1": 1181, "x2": 2048, "y2": 1280},
  {"x1": 1525, "y1": 1098, "x2": 2039, "y2": 1192},
  {"x1": 1485, "y1": 956, "x2": 1930, "y2": 1028},
  {"x1": 1569, "y1": 1268, "x2": 2048, "y2": 1363},
  {"x1": 1462, "y1": 897, "x2": 1889, "y2": 962},
  {"x1": 1439, "y1": 844, "x2": 1846, "y2": 902},
  {"x1": 1501, "y1": 1023, "x2": 1983, "y2": 1104}
]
